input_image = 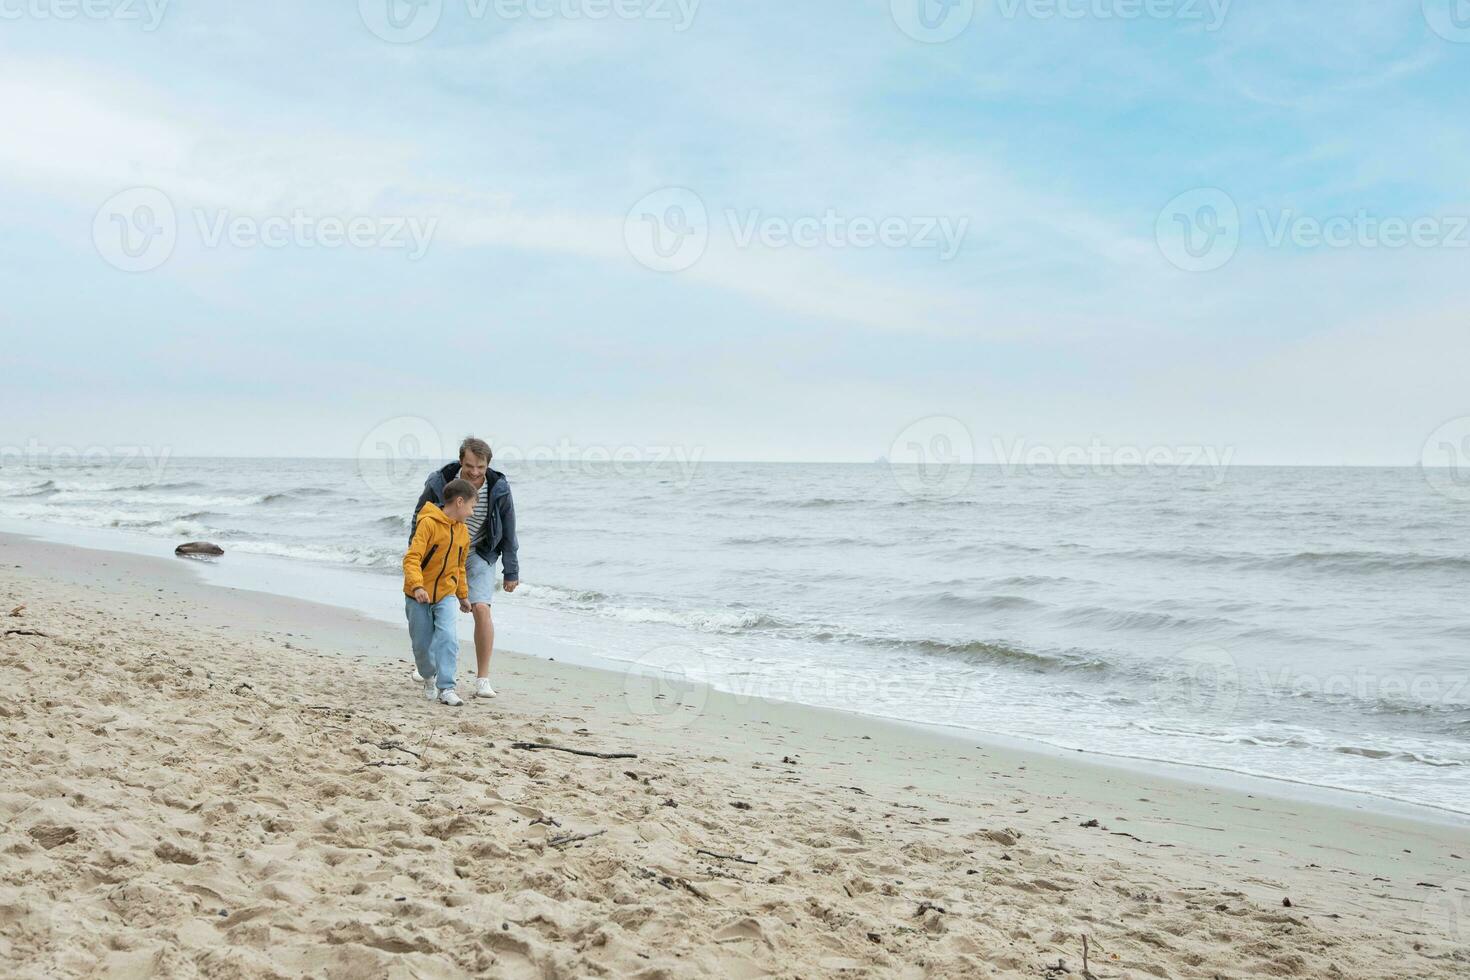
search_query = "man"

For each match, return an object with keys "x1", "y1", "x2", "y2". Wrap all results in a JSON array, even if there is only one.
[{"x1": 410, "y1": 436, "x2": 519, "y2": 697}]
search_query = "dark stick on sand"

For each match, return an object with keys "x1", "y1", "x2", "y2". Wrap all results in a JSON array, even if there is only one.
[
  {"x1": 358, "y1": 738, "x2": 423, "y2": 759},
  {"x1": 511, "y1": 741, "x2": 638, "y2": 760},
  {"x1": 696, "y1": 848, "x2": 758, "y2": 865}
]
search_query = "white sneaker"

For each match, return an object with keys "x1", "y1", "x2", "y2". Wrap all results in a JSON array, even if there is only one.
[
  {"x1": 438, "y1": 688, "x2": 464, "y2": 707},
  {"x1": 412, "y1": 669, "x2": 425, "y2": 682},
  {"x1": 422, "y1": 677, "x2": 437, "y2": 701},
  {"x1": 475, "y1": 677, "x2": 497, "y2": 699}
]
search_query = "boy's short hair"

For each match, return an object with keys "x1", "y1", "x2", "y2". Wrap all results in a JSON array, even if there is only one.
[
  {"x1": 442, "y1": 479, "x2": 477, "y2": 505},
  {"x1": 459, "y1": 437, "x2": 492, "y2": 463}
]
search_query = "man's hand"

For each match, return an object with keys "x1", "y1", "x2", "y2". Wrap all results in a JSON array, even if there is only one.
[
  {"x1": 503, "y1": 579, "x2": 519, "y2": 594},
  {"x1": 459, "y1": 597, "x2": 471, "y2": 613},
  {"x1": 413, "y1": 587, "x2": 430, "y2": 604}
]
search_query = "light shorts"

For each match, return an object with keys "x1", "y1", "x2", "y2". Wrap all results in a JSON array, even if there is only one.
[{"x1": 466, "y1": 550, "x2": 497, "y2": 606}]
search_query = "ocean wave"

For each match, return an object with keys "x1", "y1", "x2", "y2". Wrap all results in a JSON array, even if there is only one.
[
  {"x1": 910, "y1": 591, "x2": 1045, "y2": 614},
  {"x1": 4, "y1": 480, "x2": 58, "y2": 498},
  {"x1": 260, "y1": 489, "x2": 319, "y2": 505},
  {"x1": 1254, "y1": 550, "x2": 1470, "y2": 574},
  {"x1": 1137, "y1": 721, "x2": 1470, "y2": 770},
  {"x1": 1090, "y1": 545, "x2": 1470, "y2": 575},
  {"x1": 721, "y1": 534, "x2": 877, "y2": 548},
  {"x1": 27, "y1": 491, "x2": 268, "y2": 510},
  {"x1": 225, "y1": 539, "x2": 400, "y2": 569},
  {"x1": 897, "y1": 637, "x2": 1112, "y2": 673},
  {"x1": 603, "y1": 606, "x2": 792, "y2": 633},
  {"x1": 1332, "y1": 745, "x2": 1466, "y2": 767},
  {"x1": 1053, "y1": 605, "x2": 1231, "y2": 633},
  {"x1": 513, "y1": 583, "x2": 611, "y2": 608},
  {"x1": 987, "y1": 574, "x2": 1078, "y2": 588},
  {"x1": 374, "y1": 514, "x2": 412, "y2": 532},
  {"x1": 792, "y1": 497, "x2": 854, "y2": 509},
  {"x1": 99, "y1": 480, "x2": 206, "y2": 493},
  {"x1": 517, "y1": 583, "x2": 1110, "y2": 676},
  {"x1": 17, "y1": 479, "x2": 206, "y2": 494}
]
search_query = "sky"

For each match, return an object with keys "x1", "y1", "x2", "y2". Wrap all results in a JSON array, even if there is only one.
[{"x1": 1, "y1": 0, "x2": 1468, "y2": 465}]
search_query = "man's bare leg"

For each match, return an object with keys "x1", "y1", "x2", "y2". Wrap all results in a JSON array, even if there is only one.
[{"x1": 472, "y1": 603, "x2": 494, "y2": 678}]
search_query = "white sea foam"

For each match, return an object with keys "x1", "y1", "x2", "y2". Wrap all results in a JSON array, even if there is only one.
[{"x1": 1, "y1": 458, "x2": 1465, "y2": 814}]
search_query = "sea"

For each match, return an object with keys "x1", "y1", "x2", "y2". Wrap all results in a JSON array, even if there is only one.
[{"x1": 1, "y1": 456, "x2": 1466, "y2": 817}]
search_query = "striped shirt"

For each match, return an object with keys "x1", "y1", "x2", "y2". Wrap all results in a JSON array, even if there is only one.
[{"x1": 461, "y1": 471, "x2": 491, "y2": 543}]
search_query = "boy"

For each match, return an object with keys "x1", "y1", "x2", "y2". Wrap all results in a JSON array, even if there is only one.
[{"x1": 403, "y1": 478, "x2": 476, "y2": 706}]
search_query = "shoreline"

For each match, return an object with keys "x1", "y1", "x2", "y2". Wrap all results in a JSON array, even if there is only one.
[
  {"x1": 1, "y1": 518, "x2": 1465, "y2": 829},
  {"x1": 2, "y1": 530, "x2": 1469, "y2": 976}
]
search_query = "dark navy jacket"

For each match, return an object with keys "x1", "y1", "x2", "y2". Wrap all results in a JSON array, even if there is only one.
[{"x1": 411, "y1": 462, "x2": 519, "y2": 581}]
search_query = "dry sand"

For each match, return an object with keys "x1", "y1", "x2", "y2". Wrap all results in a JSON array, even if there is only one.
[{"x1": 1, "y1": 532, "x2": 1466, "y2": 978}]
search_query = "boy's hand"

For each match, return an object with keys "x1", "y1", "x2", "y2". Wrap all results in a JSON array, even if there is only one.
[
  {"x1": 459, "y1": 598, "x2": 471, "y2": 613},
  {"x1": 503, "y1": 579, "x2": 519, "y2": 594},
  {"x1": 413, "y1": 588, "x2": 430, "y2": 604}
]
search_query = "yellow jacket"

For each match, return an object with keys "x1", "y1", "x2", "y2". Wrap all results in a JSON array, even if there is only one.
[{"x1": 403, "y1": 502, "x2": 470, "y2": 603}]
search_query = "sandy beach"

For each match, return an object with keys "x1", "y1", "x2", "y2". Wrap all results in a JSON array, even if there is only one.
[{"x1": 1, "y1": 531, "x2": 1466, "y2": 978}]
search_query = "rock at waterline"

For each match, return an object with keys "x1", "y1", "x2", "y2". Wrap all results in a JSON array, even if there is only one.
[{"x1": 175, "y1": 542, "x2": 225, "y2": 558}]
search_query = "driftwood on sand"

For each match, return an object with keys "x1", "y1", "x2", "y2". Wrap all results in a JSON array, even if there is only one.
[{"x1": 511, "y1": 741, "x2": 637, "y2": 760}]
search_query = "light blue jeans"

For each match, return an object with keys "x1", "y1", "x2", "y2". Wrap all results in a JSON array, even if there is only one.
[{"x1": 405, "y1": 595, "x2": 459, "y2": 690}]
